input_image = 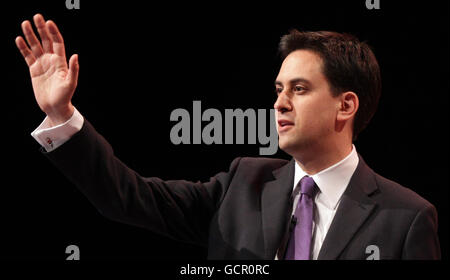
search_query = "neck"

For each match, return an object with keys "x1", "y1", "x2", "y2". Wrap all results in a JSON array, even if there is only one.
[{"x1": 293, "y1": 140, "x2": 353, "y2": 175}]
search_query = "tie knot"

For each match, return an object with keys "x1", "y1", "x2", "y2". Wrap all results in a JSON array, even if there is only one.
[{"x1": 299, "y1": 176, "x2": 317, "y2": 197}]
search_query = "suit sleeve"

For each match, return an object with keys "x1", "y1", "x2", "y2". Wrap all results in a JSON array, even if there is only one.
[
  {"x1": 41, "y1": 118, "x2": 241, "y2": 247},
  {"x1": 402, "y1": 204, "x2": 441, "y2": 259}
]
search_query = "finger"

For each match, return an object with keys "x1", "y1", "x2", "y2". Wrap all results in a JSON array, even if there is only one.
[
  {"x1": 15, "y1": 36, "x2": 36, "y2": 66},
  {"x1": 67, "y1": 54, "x2": 79, "y2": 87},
  {"x1": 33, "y1": 14, "x2": 53, "y2": 53},
  {"x1": 46, "y1": 20, "x2": 65, "y2": 57},
  {"x1": 21, "y1": 20, "x2": 44, "y2": 58}
]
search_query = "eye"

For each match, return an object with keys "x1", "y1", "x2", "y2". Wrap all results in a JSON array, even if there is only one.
[
  {"x1": 275, "y1": 87, "x2": 283, "y2": 95},
  {"x1": 294, "y1": 85, "x2": 306, "y2": 93}
]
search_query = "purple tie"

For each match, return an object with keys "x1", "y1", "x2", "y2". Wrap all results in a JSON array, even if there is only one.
[{"x1": 284, "y1": 176, "x2": 317, "y2": 260}]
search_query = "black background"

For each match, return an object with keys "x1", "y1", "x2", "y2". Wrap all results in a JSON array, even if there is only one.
[{"x1": 2, "y1": 0, "x2": 448, "y2": 262}]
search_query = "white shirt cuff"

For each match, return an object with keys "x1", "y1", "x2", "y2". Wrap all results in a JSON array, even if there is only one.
[{"x1": 31, "y1": 107, "x2": 84, "y2": 152}]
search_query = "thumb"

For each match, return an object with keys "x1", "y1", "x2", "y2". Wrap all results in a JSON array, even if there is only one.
[{"x1": 67, "y1": 54, "x2": 79, "y2": 87}]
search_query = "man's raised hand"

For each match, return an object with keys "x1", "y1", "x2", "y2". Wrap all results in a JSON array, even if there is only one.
[{"x1": 16, "y1": 14, "x2": 79, "y2": 126}]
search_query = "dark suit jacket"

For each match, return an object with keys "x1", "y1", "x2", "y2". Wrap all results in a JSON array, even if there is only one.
[{"x1": 42, "y1": 119, "x2": 441, "y2": 259}]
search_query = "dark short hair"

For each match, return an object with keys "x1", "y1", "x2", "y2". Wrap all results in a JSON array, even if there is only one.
[{"x1": 278, "y1": 29, "x2": 382, "y2": 140}]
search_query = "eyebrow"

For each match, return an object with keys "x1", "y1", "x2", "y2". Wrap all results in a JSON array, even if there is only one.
[{"x1": 274, "y1": 77, "x2": 312, "y2": 87}]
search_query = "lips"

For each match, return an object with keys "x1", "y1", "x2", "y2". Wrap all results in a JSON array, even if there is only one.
[{"x1": 277, "y1": 119, "x2": 294, "y2": 132}]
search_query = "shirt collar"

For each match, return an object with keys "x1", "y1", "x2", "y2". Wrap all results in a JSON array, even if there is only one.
[{"x1": 293, "y1": 144, "x2": 359, "y2": 210}]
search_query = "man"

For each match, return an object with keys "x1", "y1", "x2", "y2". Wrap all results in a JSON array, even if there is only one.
[{"x1": 16, "y1": 14, "x2": 440, "y2": 259}]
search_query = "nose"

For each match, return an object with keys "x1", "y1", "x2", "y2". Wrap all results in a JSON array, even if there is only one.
[{"x1": 274, "y1": 91, "x2": 292, "y2": 113}]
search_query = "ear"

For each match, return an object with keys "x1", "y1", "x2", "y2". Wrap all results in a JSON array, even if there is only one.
[{"x1": 337, "y1": 91, "x2": 359, "y2": 122}]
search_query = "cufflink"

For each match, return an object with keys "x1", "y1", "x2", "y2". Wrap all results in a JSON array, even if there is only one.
[{"x1": 46, "y1": 137, "x2": 54, "y2": 149}]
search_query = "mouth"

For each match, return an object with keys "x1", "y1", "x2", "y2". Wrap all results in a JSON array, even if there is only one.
[{"x1": 277, "y1": 119, "x2": 294, "y2": 132}]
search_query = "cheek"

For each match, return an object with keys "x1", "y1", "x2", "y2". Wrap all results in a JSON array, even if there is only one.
[
  {"x1": 298, "y1": 98, "x2": 336, "y2": 130},
  {"x1": 295, "y1": 107, "x2": 315, "y2": 129},
  {"x1": 317, "y1": 105, "x2": 338, "y2": 132}
]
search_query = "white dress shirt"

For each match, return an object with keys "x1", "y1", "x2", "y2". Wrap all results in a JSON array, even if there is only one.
[
  {"x1": 31, "y1": 109, "x2": 359, "y2": 260},
  {"x1": 290, "y1": 145, "x2": 359, "y2": 260}
]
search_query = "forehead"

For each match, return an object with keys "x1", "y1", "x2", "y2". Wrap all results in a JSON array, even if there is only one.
[{"x1": 276, "y1": 49, "x2": 325, "y2": 84}]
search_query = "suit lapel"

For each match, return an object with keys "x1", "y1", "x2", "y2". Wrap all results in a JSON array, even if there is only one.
[
  {"x1": 317, "y1": 155, "x2": 378, "y2": 260},
  {"x1": 261, "y1": 159, "x2": 295, "y2": 259}
]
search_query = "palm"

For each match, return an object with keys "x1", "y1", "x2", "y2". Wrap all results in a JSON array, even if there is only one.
[
  {"x1": 30, "y1": 53, "x2": 71, "y2": 112},
  {"x1": 16, "y1": 14, "x2": 78, "y2": 123}
]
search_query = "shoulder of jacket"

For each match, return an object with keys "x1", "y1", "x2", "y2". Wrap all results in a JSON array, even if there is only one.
[{"x1": 373, "y1": 172, "x2": 434, "y2": 211}]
